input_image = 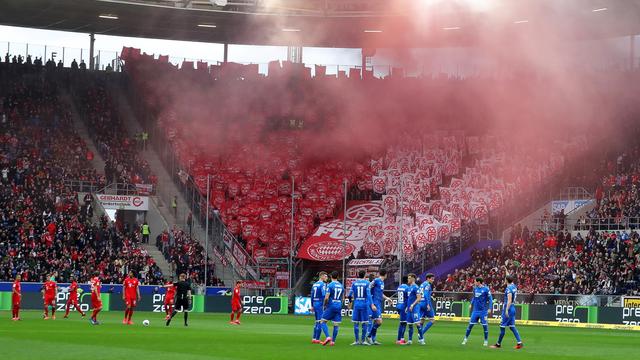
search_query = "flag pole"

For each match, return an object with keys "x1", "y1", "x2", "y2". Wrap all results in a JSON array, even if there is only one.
[
  {"x1": 205, "y1": 174, "x2": 210, "y2": 287},
  {"x1": 342, "y1": 179, "x2": 348, "y2": 287},
  {"x1": 289, "y1": 176, "x2": 295, "y2": 291},
  {"x1": 399, "y1": 179, "x2": 404, "y2": 284}
]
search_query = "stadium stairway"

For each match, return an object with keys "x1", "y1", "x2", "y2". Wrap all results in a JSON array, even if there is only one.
[
  {"x1": 142, "y1": 243, "x2": 174, "y2": 279},
  {"x1": 59, "y1": 88, "x2": 107, "y2": 172},
  {"x1": 63, "y1": 85, "x2": 175, "y2": 280},
  {"x1": 108, "y1": 82, "x2": 236, "y2": 286}
]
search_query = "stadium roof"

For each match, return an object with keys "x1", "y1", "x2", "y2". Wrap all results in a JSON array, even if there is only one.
[{"x1": 1, "y1": 0, "x2": 640, "y2": 48}]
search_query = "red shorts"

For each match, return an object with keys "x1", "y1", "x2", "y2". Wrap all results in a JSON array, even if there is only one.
[
  {"x1": 125, "y1": 297, "x2": 138, "y2": 307},
  {"x1": 232, "y1": 303, "x2": 242, "y2": 312},
  {"x1": 12, "y1": 296, "x2": 20, "y2": 306},
  {"x1": 164, "y1": 297, "x2": 174, "y2": 305},
  {"x1": 44, "y1": 296, "x2": 55, "y2": 305},
  {"x1": 91, "y1": 298, "x2": 103, "y2": 309}
]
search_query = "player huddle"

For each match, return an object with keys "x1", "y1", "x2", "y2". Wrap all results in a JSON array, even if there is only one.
[
  {"x1": 309, "y1": 270, "x2": 524, "y2": 349},
  {"x1": 10, "y1": 272, "x2": 192, "y2": 327}
]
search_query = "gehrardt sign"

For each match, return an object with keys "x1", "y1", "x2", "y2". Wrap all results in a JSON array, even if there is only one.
[{"x1": 96, "y1": 194, "x2": 149, "y2": 211}]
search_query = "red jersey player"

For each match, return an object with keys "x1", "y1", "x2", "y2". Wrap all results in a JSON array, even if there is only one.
[
  {"x1": 229, "y1": 280, "x2": 244, "y2": 325},
  {"x1": 42, "y1": 274, "x2": 58, "y2": 320},
  {"x1": 12, "y1": 275, "x2": 21, "y2": 321},
  {"x1": 164, "y1": 277, "x2": 176, "y2": 320},
  {"x1": 90, "y1": 272, "x2": 103, "y2": 325},
  {"x1": 64, "y1": 276, "x2": 86, "y2": 318},
  {"x1": 123, "y1": 271, "x2": 141, "y2": 325}
]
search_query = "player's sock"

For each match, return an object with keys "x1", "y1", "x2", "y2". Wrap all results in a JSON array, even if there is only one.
[
  {"x1": 397, "y1": 322, "x2": 406, "y2": 341},
  {"x1": 184, "y1": 311, "x2": 188, "y2": 325},
  {"x1": 124, "y1": 309, "x2": 129, "y2": 320},
  {"x1": 416, "y1": 324, "x2": 423, "y2": 340},
  {"x1": 482, "y1": 324, "x2": 489, "y2": 341},
  {"x1": 353, "y1": 323, "x2": 360, "y2": 342},
  {"x1": 128, "y1": 309, "x2": 134, "y2": 321},
  {"x1": 51, "y1": 306, "x2": 55, "y2": 317},
  {"x1": 361, "y1": 322, "x2": 368, "y2": 343},
  {"x1": 44, "y1": 306, "x2": 48, "y2": 317},
  {"x1": 314, "y1": 322, "x2": 321, "y2": 340},
  {"x1": 65, "y1": 304, "x2": 70, "y2": 317},
  {"x1": 236, "y1": 312, "x2": 242, "y2": 321},
  {"x1": 421, "y1": 321, "x2": 434, "y2": 337},
  {"x1": 510, "y1": 326, "x2": 522, "y2": 343},
  {"x1": 465, "y1": 323, "x2": 474, "y2": 338},
  {"x1": 170, "y1": 310, "x2": 177, "y2": 319},
  {"x1": 370, "y1": 322, "x2": 380, "y2": 339},
  {"x1": 332, "y1": 325, "x2": 339, "y2": 342},
  {"x1": 408, "y1": 324, "x2": 414, "y2": 341},
  {"x1": 230, "y1": 313, "x2": 235, "y2": 322},
  {"x1": 321, "y1": 322, "x2": 330, "y2": 338},
  {"x1": 497, "y1": 327, "x2": 506, "y2": 345}
]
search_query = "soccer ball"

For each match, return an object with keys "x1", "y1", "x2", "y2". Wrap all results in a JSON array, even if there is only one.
[{"x1": 143, "y1": 319, "x2": 150, "y2": 326}]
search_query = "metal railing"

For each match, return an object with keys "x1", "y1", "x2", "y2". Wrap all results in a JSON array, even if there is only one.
[
  {"x1": 401, "y1": 221, "x2": 480, "y2": 277},
  {"x1": 533, "y1": 215, "x2": 640, "y2": 232},
  {"x1": 64, "y1": 180, "x2": 142, "y2": 195},
  {"x1": 2, "y1": 41, "x2": 120, "y2": 71},
  {"x1": 558, "y1": 186, "x2": 593, "y2": 201}
]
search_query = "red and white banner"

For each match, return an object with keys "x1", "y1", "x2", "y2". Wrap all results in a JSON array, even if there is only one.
[
  {"x1": 239, "y1": 280, "x2": 267, "y2": 289},
  {"x1": 135, "y1": 183, "x2": 154, "y2": 195},
  {"x1": 297, "y1": 201, "x2": 382, "y2": 261},
  {"x1": 96, "y1": 194, "x2": 149, "y2": 211}
]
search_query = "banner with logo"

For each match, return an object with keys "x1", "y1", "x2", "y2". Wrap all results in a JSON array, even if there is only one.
[
  {"x1": 297, "y1": 201, "x2": 383, "y2": 261},
  {"x1": 551, "y1": 199, "x2": 592, "y2": 214},
  {"x1": 134, "y1": 183, "x2": 154, "y2": 195},
  {"x1": 96, "y1": 194, "x2": 149, "y2": 211},
  {"x1": 295, "y1": 296, "x2": 312, "y2": 315},
  {"x1": 13, "y1": 291, "x2": 110, "y2": 312},
  {"x1": 238, "y1": 280, "x2": 268, "y2": 290},
  {"x1": 205, "y1": 295, "x2": 288, "y2": 315}
]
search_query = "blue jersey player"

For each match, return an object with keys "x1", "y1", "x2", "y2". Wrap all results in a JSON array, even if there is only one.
[
  {"x1": 367, "y1": 269, "x2": 392, "y2": 345},
  {"x1": 492, "y1": 275, "x2": 523, "y2": 349},
  {"x1": 462, "y1": 277, "x2": 493, "y2": 346},
  {"x1": 405, "y1": 273, "x2": 420, "y2": 345},
  {"x1": 320, "y1": 271, "x2": 344, "y2": 346},
  {"x1": 417, "y1": 273, "x2": 436, "y2": 344},
  {"x1": 395, "y1": 276, "x2": 409, "y2": 344},
  {"x1": 310, "y1": 271, "x2": 328, "y2": 344},
  {"x1": 348, "y1": 270, "x2": 375, "y2": 345}
]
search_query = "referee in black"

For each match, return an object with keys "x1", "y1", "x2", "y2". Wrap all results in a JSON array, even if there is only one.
[{"x1": 166, "y1": 273, "x2": 192, "y2": 327}]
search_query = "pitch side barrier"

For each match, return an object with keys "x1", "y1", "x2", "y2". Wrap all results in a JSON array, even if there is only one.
[
  {"x1": 0, "y1": 282, "x2": 290, "y2": 315},
  {"x1": 294, "y1": 291, "x2": 640, "y2": 331}
]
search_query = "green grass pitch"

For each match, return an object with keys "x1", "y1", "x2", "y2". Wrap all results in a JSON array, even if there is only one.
[{"x1": 1, "y1": 311, "x2": 638, "y2": 359}]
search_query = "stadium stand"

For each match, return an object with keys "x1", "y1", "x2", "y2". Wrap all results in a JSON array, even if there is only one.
[
  {"x1": 0, "y1": 64, "x2": 164, "y2": 284},
  {"x1": 1, "y1": 48, "x2": 638, "y2": 294}
]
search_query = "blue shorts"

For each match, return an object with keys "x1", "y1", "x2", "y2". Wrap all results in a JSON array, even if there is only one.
[
  {"x1": 470, "y1": 310, "x2": 488, "y2": 325},
  {"x1": 408, "y1": 306, "x2": 421, "y2": 324},
  {"x1": 500, "y1": 308, "x2": 516, "y2": 327},
  {"x1": 371, "y1": 301, "x2": 382, "y2": 320},
  {"x1": 352, "y1": 307, "x2": 369, "y2": 323},
  {"x1": 313, "y1": 302, "x2": 324, "y2": 321},
  {"x1": 322, "y1": 305, "x2": 342, "y2": 323},
  {"x1": 397, "y1": 306, "x2": 408, "y2": 322},
  {"x1": 420, "y1": 303, "x2": 435, "y2": 319}
]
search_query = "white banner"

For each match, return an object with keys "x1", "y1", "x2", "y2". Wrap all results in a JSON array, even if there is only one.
[
  {"x1": 96, "y1": 194, "x2": 149, "y2": 211},
  {"x1": 347, "y1": 258, "x2": 385, "y2": 267}
]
